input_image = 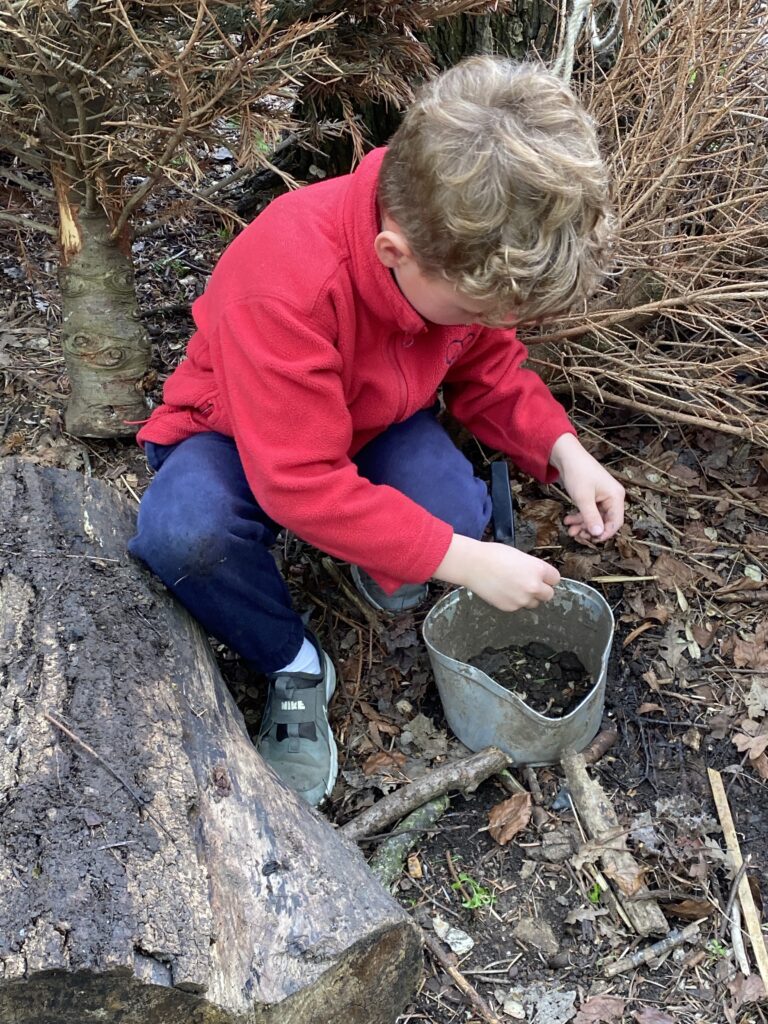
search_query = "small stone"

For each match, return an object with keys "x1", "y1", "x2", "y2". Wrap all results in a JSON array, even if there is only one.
[{"x1": 513, "y1": 916, "x2": 560, "y2": 957}]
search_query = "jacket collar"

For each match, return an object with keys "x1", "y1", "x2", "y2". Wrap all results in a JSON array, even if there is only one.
[{"x1": 342, "y1": 148, "x2": 428, "y2": 336}]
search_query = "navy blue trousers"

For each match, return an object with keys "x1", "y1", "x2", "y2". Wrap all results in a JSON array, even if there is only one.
[{"x1": 129, "y1": 408, "x2": 492, "y2": 672}]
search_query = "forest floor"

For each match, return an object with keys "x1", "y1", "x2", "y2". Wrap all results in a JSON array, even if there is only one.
[{"x1": 1, "y1": 169, "x2": 767, "y2": 1024}]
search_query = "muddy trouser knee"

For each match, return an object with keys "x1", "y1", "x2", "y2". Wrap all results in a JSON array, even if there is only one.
[{"x1": 128, "y1": 432, "x2": 304, "y2": 674}]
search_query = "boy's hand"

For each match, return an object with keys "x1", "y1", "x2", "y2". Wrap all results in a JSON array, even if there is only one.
[
  {"x1": 549, "y1": 433, "x2": 625, "y2": 543},
  {"x1": 433, "y1": 536, "x2": 560, "y2": 612}
]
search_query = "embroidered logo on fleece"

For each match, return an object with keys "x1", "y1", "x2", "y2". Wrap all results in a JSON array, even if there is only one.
[{"x1": 446, "y1": 331, "x2": 476, "y2": 365}]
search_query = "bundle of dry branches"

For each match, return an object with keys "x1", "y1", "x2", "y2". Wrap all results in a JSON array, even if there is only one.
[
  {"x1": 0, "y1": 1, "x2": 339, "y2": 235},
  {"x1": 529, "y1": 0, "x2": 768, "y2": 447}
]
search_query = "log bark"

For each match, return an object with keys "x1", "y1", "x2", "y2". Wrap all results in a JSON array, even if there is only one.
[{"x1": 0, "y1": 457, "x2": 421, "y2": 1024}]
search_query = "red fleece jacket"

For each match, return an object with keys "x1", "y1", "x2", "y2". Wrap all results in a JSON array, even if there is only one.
[{"x1": 138, "y1": 148, "x2": 575, "y2": 592}]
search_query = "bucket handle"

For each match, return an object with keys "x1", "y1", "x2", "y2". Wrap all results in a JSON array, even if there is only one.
[{"x1": 491, "y1": 460, "x2": 516, "y2": 548}]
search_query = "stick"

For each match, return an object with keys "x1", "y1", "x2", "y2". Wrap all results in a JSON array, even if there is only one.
[
  {"x1": 718, "y1": 860, "x2": 749, "y2": 939},
  {"x1": 523, "y1": 766, "x2": 548, "y2": 828},
  {"x1": 604, "y1": 921, "x2": 702, "y2": 978},
  {"x1": 731, "y1": 900, "x2": 752, "y2": 978},
  {"x1": 321, "y1": 557, "x2": 381, "y2": 632},
  {"x1": 708, "y1": 767, "x2": 768, "y2": 993},
  {"x1": 45, "y1": 710, "x2": 176, "y2": 844},
  {"x1": 422, "y1": 929, "x2": 503, "y2": 1024},
  {"x1": 582, "y1": 726, "x2": 619, "y2": 766},
  {"x1": 561, "y1": 748, "x2": 668, "y2": 936},
  {"x1": 496, "y1": 768, "x2": 528, "y2": 796},
  {"x1": 368, "y1": 796, "x2": 449, "y2": 889},
  {"x1": 342, "y1": 747, "x2": 510, "y2": 843}
]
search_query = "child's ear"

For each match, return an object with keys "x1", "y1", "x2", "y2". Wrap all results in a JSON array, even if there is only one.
[{"x1": 374, "y1": 222, "x2": 412, "y2": 270}]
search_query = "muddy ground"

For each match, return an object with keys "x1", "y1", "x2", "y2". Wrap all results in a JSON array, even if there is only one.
[{"x1": 1, "y1": 175, "x2": 767, "y2": 1024}]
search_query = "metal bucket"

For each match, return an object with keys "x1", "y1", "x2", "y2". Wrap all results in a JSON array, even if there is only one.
[{"x1": 422, "y1": 580, "x2": 614, "y2": 766}]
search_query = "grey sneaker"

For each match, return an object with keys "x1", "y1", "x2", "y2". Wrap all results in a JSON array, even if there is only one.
[
  {"x1": 257, "y1": 631, "x2": 337, "y2": 807},
  {"x1": 350, "y1": 565, "x2": 428, "y2": 613}
]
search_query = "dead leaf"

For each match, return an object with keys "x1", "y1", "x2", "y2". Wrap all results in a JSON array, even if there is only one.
[
  {"x1": 669, "y1": 461, "x2": 701, "y2": 486},
  {"x1": 689, "y1": 621, "x2": 717, "y2": 649},
  {"x1": 662, "y1": 898, "x2": 715, "y2": 920},
  {"x1": 362, "y1": 750, "x2": 407, "y2": 776},
  {"x1": 650, "y1": 553, "x2": 698, "y2": 591},
  {"x1": 573, "y1": 994, "x2": 626, "y2": 1024},
  {"x1": 681, "y1": 728, "x2": 701, "y2": 752},
  {"x1": 401, "y1": 714, "x2": 448, "y2": 759},
  {"x1": 708, "y1": 711, "x2": 734, "y2": 740},
  {"x1": 561, "y1": 551, "x2": 601, "y2": 580},
  {"x1": 746, "y1": 678, "x2": 768, "y2": 719},
  {"x1": 637, "y1": 702, "x2": 665, "y2": 715},
  {"x1": 602, "y1": 859, "x2": 645, "y2": 897},
  {"x1": 752, "y1": 752, "x2": 768, "y2": 780},
  {"x1": 732, "y1": 719, "x2": 768, "y2": 760},
  {"x1": 615, "y1": 530, "x2": 653, "y2": 571},
  {"x1": 651, "y1": 551, "x2": 723, "y2": 589},
  {"x1": 731, "y1": 619, "x2": 768, "y2": 669},
  {"x1": 659, "y1": 622, "x2": 688, "y2": 671},
  {"x1": 488, "y1": 793, "x2": 532, "y2": 846},
  {"x1": 633, "y1": 1009, "x2": 676, "y2": 1024},
  {"x1": 521, "y1": 499, "x2": 563, "y2": 546},
  {"x1": 727, "y1": 973, "x2": 766, "y2": 1010}
]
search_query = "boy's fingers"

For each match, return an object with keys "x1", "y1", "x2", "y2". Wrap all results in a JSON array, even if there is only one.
[
  {"x1": 542, "y1": 564, "x2": 561, "y2": 588},
  {"x1": 576, "y1": 499, "x2": 604, "y2": 537},
  {"x1": 600, "y1": 497, "x2": 625, "y2": 539}
]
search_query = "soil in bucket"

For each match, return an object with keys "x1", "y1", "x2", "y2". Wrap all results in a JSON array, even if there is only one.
[{"x1": 467, "y1": 641, "x2": 592, "y2": 717}]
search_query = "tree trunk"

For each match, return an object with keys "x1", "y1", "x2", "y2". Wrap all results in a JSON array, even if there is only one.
[
  {"x1": 56, "y1": 204, "x2": 151, "y2": 438},
  {"x1": 425, "y1": 2, "x2": 558, "y2": 68},
  {"x1": 305, "y1": 4, "x2": 560, "y2": 176},
  {"x1": 0, "y1": 457, "x2": 421, "y2": 1024}
]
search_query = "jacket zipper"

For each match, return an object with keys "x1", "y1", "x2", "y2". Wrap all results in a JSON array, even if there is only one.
[{"x1": 389, "y1": 335, "x2": 410, "y2": 421}]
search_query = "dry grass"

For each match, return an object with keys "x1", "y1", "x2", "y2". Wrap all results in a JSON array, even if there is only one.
[{"x1": 528, "y1": 0, "x2": 768, "y2": 447}]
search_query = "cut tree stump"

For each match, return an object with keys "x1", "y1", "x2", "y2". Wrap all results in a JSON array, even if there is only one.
[{"x1": 0, "y1": 457, "x2": 421, "y2": 1024}]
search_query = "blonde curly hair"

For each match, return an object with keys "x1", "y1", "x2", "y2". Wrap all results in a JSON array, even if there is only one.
[{"x1": 378, "y1": 57, "x2": 614, "y2": 325}]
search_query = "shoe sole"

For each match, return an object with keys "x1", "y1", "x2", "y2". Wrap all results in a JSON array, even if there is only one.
[{"x1": 320, "y1": 653, "x2": 338, "y2": 802}]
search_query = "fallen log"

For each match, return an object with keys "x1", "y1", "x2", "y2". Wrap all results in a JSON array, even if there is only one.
[{"x1": 0, "y1": 457, "x2": 421, "y2": 1024}]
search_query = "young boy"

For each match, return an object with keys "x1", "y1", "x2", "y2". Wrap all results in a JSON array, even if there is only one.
[{"x1": 129, "y1": 57, "x2": 625, "y2": 807}]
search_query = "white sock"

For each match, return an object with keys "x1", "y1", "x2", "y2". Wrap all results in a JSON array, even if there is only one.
[{"x1": 275, "y1": 636, "x2": 321, "y2": 676}]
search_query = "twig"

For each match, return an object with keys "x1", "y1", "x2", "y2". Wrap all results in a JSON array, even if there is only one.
[
  {"x1": 368, "y1": 796, "x2": 449, "y2": 889},
  {"x1": 708, "y1": 768, "x2": 768, "y2": 993},
  {"x1": 496, "y1": 768, "x2": 528, "y2": 796},
  {"x1": 604, "y1": 921, "x2": 702, "y2": 978},
  {"x1": 341, "y1": 747, "x2": 510, "y2": 844},
  {"x1": 321, "y1": 557, "x2": 381, "y2": 632},
  {"x1": 422, "y1": 929, "x2": 503, "y2": 1024},
  {"x1": 582, "y1": 726, "x2": 619, "y2": 766},
  {"x1": 44, "y1": 710, "x2": 176, "y2": 844},
  {"x1": 731, "y1": 900, "x2": 751, "y2": 978},
  {"x1": 523, "y1": 765, "x2": 548, "y2": 828},
  {"x1": 0, "y1": 210, "x2": 58, "y2": 236},
  {"x1": 718, "y1": 860, "x2": 749, "y2": 940},
  {"x1": 445, "y1": 849, "x2": 472, "y2": 905}
]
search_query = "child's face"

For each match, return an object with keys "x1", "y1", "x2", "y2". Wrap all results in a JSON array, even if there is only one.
[
  {"x1": 375, "y1": 214, "x2": 508, "y2": 327},
  {"x1": 391, "y1": 260, "x2": 492, "y2": 326}
]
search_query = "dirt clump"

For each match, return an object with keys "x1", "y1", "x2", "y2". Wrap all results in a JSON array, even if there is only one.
[{"x1": 468, "y1": 641, "x2": 592, "y2": 716}]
